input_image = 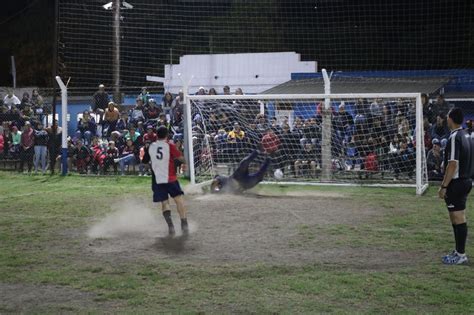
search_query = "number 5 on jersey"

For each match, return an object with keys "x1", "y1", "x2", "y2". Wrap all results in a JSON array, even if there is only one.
[{"x1": 156, "y1": 146, "x2": 163, "y2": 160}]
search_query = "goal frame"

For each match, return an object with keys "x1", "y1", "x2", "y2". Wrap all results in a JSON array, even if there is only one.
[{"x1": 184, "y1": 92, "x2": 428, "y2": 195}]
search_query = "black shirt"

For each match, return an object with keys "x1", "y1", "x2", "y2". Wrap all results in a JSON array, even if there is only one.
[{"x1": 444, "y1": 127, "x2": 473, "y2": 180}]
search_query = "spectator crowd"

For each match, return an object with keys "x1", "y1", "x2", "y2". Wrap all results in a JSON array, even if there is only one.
[{"x1": 1, "y1": 85, "x2": 472, "y2": 181}]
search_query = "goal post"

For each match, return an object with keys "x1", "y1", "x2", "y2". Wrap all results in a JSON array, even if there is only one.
[{"x1": 184, "y1": 93, "x2": 429, "y2": 195}]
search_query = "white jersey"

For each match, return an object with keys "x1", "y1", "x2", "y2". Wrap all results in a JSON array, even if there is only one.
[{"x1": 149, "y1": 140, "x2": 180, "y2": 184}]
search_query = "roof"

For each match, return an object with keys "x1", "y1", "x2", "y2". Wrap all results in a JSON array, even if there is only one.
[{"x1": 263, "y1": 76, "x2": 452, "y2": 95}]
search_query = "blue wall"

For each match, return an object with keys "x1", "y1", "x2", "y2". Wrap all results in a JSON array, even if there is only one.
[
  {"x1": 291, "y1": 69, "x2": 474, "y2": 96},
  {"x1": 55, "y1": 94, "x2": 165, "y2": 136}
]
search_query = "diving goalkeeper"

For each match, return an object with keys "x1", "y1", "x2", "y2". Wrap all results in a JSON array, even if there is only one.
[{"x1": 211, "y1": 150, "x2": 271, "y2": 193}]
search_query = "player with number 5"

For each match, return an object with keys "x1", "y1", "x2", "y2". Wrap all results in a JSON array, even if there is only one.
[{"x1": 149, "y1": 126, "x2": 189, "y2": 236}]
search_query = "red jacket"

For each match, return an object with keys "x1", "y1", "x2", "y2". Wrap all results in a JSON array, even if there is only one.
[
  {"x1": 0, "y1": 134, "x2": 4, "y2": 152},
  {"x1": 261, "y1": 132, "x2": 280, "y2": 154}
]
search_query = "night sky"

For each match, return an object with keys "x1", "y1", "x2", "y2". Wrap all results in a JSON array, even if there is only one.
[{"x1": 1, "y1": 0, "x2": 473, "y2": 89}]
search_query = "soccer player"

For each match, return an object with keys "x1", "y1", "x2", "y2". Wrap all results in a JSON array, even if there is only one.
[
  {"x1": 149, "y1": 126, "x2": 188, "y2": 236},
  {"x1": 438, "y1": 108, "x2": 474, "y2": 265},
  {"x1": 210, "y1": 150, "x2": 270, "y2": 193}
]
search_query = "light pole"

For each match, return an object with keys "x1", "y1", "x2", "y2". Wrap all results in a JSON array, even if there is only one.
[{"x1": 103, "y1": 1, "x2": 133, "y2": 104}]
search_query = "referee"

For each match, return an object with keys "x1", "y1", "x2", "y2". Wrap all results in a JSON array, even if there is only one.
[{"x1": 439, "y1": 108, "x2": 474, "y2": 265}]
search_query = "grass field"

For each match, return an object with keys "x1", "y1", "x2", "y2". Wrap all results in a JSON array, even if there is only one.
[{"x1": 0, "y1": 172, "x2": 473, "y2": 314}]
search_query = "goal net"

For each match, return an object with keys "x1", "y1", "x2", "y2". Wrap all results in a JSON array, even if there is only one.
[{"x1": 186, "y1": 93, "x2": 429, "y2": 195}]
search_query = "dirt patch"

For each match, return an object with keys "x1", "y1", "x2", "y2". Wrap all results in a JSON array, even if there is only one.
[
  {"x1": 0, "y1": 283, "x2": 121, "y2": 313},
  {"x1": 84, "y1": 192, "x2": 419, "y2": 268}
]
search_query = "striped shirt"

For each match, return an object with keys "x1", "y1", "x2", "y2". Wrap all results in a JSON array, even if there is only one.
[{"x1": 444, "y1": 127, "x2": 473, "y2": 179}]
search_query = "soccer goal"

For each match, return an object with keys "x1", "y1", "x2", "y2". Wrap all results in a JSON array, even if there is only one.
[{"x1": 185, "y1": 93, "x2": 429, "y2": 195}]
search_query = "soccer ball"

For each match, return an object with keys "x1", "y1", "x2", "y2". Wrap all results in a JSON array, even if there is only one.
[{"x1": 274, "y1": 168, "x2": 284, "y2": 180}]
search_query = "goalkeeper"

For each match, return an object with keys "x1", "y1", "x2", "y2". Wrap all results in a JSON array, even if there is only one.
[{"x1": 211, "y1": 150, "x2": 271, "y2": 193}]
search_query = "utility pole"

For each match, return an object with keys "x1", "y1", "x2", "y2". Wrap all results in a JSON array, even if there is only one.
[
  {"x1": 103, "y1": 1, "x2": 133, "y2": 103},
  {"x1": 112, "y1": 0, "x2": 121, "y2": 103}
]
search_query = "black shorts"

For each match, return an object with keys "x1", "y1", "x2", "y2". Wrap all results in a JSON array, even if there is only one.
[
  {"x1": 445, "y1": 179, "x2": 472, "y2": 212},
  {"x1": 152, "y1": 181, "x2": 184, "y2": 202}
]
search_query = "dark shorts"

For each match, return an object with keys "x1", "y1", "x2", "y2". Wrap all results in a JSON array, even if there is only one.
[
  {"x1": 445, "y1": 179, "x2": 472, "y2": 212},
  {"x1": 152, "y1": 181, "x2": 184, "y2": 202}
]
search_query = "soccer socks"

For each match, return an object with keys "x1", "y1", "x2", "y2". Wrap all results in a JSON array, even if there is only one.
[
  {"x1": 181, "y1": 218, "x2": 189, "y2": 232},
  {"x1": 454, "y1": 223, "x2": 468, "y2": 255},
  {"x1": 163, "y1": 210, "x2": 174, "y2": 227}
]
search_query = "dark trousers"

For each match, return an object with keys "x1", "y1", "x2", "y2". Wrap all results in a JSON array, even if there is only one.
[
  {"x1": 19, "y1": 147, "x2": 34, "y2": 172},
  {"x1": 233, "y1": 150, "x2": 271, "y2": 190}
]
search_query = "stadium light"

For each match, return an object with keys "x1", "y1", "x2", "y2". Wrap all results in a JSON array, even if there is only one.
[{"x1": 102, "y1": 1, "x2": 133, "y2": 10}]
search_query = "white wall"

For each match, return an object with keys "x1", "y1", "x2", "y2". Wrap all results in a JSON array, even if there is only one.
[{"x1": 163, "y1": 52, "x2": 317, "y2": 94}]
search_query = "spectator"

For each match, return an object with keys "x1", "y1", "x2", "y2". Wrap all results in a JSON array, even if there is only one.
[
  {"x1": 92, "y1": 84, "x2": 109, "y2": 120},
  {"x1": 143, "y1": 125, "x2": 157, "y2": 143},
  {"x1": 171, "y1": 90, "x2": 184, "y2": 124},
  {"x1": 214, "y1": 128, "x2": 228, "y2": 162},
  {"x1": 139, "y1": 141, "x2": 151, "y2": 176},
  {"x1": 208, "y1": 88, "x2": 217, "y2": 95},
  {"x1": 301, "y1": 117, "x2": 321, "y2": 147},
  {"x1": 393, "y1": 139, "x2": 415, "y2": 179},
  {"x1": 3, "y1": 89, "x2": 21, "y2": 109},
  {"x1": 20, "y1": 92, "x2": 31, "y2": 109},
  {"x1": 223, "y1": 86, "x2": 231, "y2": 95},
  {"x1": 103, "y1": 102, "x2": 120, "y2": 136},
  {"x1": 382, "y1": 105, "x2": 396, "y2": 137},
  {"x1": 427, "y1": 138, "x2": 443, "y2": 180},
  {"x1": 31, "y1": 89, "x2": 46, "y2": 122},
  {"x1": 0, "y1": 126, "x2": 4, "y2": 159},
  {"x1": 33, "y1": 122, "x2": 49, "y2": 174},
  {"x1": 76, "y1": 111, "x2": 97, "y2": 146},
  {"x1": 433, "y1": 94, "x2": 451, "y2": 116},
  {"x1": 10, "y1": 125, "x2": 22, "y2": 159},
  {"x1": 421, "y1": 93, "x2": 436, "y2": 124},
  {"x1": 20, "y1": 104, "x2": 35, "y2": 126},
  {"x1": 31, "y1": 89, "x2": 44, "y2": 108},
  {"x1": 261, "y1": 127, "x2": 281, "y2": 155},
  {"x1": 395, "y1": 112, "x2": 410, "y2": 137},
  {"x1": 255, "y1": 114, "x2": 268, "y2": 132},
  {"x1": 430, "y1": 113, "x2": 449, "y2": 142},
  {"x1": 129, "y1": 99, "x2": 146, "y2": 126},
  {"x1": 19, "y1": 121, "x2": 35, "y2": 173},
  {"x1": 334, "y1": 102, "x2": 354, "y2": 142},
  {"x1": 157, "y1": 113, "x2": 174, "y2": 138},
  {"x1": 47, "y1": 121, "x2": 62, "y2": 174},
  {"x1": 103, "y1": 140, "x2": 119, "y2": 174},
  {"x1": 145, "y1": 98, "x2": 161, "y2": 123},
  {"x1": 294, "y1": 143, "x2": 317, "y2": 177},
  {"x1": 196, "y1": 87, "x2": 206, "y2": 95},
  {"x1": 228, "y1": 123, "x2": 245, "y2": 142},
  {"x1": 117, "y1": 139, "x2": 137, "y2": 175},
  {"x1": 208, "y1": 112, "x2": 220, "y2": 135},
  {"x1": 116, "y1": 112, "x2": 130, "y2": 134},
  {"x1": 90, "y1": 137, "x2": 106, "y2": 174},
  {"x1": 235, "y1": 88, "x2": 244, "y2": 95},
  {"x1": 138, "y1": 87, "x2": 151, "y2": 105},
  {"x1": 370, "y1": 98, "x2": 383, "y2": 117},
  {"x1": 466, "y1": 119, "x2": 473, "y2": 135},
  {"x1": 124, "y1": 126, "x2": 141, "y2": 146},
  {"x1": 279, "y1": 124, "x2": 299, "y2": 169},
  {"x1": 161, "y1": 92, "x2": 173, "y2": 117},
  {"x1": 364, "y1": 138, "x2": 379, "y2": 173},
  {"x1": 74, "y1": 139, "x2": 91, "y2": 174}
]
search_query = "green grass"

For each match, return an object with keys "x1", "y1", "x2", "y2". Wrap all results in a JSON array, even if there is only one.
[{"x1": 0, "y1": 172, "x2": 473, "y2": 313}]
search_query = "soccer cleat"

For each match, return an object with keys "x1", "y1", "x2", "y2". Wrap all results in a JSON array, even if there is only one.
[
  {"x1": 442, "y1": 251, "x2": 469, "y2": 265},
  {"x1": 168, "y1": 225, "x2": 176, "y2": 236},
  {"x1": 442, "y1": 250, "x2": 457, "y2": 261}
]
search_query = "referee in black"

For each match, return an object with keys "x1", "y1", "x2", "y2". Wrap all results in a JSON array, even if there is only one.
[{"x1": 439, "y1": 107, "x2": 474, "y2": 265}]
